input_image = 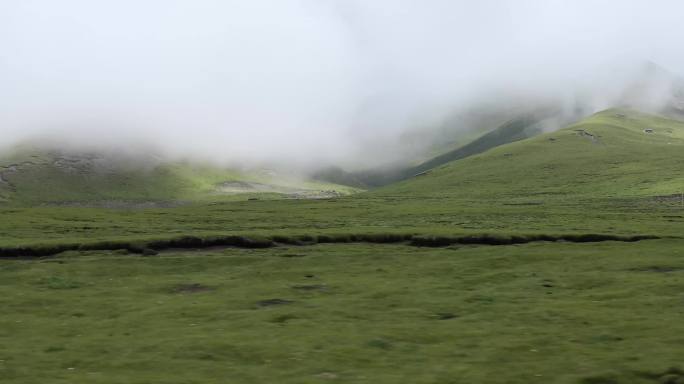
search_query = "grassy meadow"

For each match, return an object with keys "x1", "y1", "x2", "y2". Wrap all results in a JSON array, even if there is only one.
[
  {"x1": 3, "y1": 241, "x2": 684, "y2": 384},
  {"x1": 2, "y1": 109, "x2": 684, "y2": 383}
]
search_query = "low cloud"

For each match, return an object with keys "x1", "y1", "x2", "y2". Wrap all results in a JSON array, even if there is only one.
[{"x1": 1, "y1": 0, "x2": 683, "y2": 168}]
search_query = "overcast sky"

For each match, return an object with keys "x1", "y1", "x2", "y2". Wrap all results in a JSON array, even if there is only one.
[{"x1": 1, "y1": 0, "x2": 683, "y2": 167}]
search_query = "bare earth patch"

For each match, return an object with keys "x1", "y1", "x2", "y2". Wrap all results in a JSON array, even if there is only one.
[{"x1": 170, "y1": 283, "x2": 214, "y2": 294}]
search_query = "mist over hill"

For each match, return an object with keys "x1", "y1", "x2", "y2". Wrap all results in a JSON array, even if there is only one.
[{"x1": 2, "y1": 1, "x2": 684, "y2": 172}]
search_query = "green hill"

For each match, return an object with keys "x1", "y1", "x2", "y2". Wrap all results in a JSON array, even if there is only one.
[
  {"x1": 0, "y1": 146, "x2": 358, "y2": 205},
  {"x1": 379, "y1": 109, "x2": 684, "y2": 201},
  {"x1": 318, "y1": 62, "x2": 684, "y2": 189},
  {"x1": 315, "y1": 112, "x2": 553, "y2": 188},
  {"x1": 400, "y1": 112, "x2": 549, "y2": 178},
  {"x1": 2, "y1": 108, "x2": 683, "y2": 247}
]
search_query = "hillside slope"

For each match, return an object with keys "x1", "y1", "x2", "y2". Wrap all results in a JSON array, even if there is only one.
[
  {"x1": 3, "y1": 109, "x2": 684, "y2": 247},
  {"x1": 401, "y1": 112, "x2": 550, "y2": 178},
  {"x1": 0, "y1": 146, "x2": 358, "y2": 205},
  {"x1": 317, "y1": 62, "x2": 684, "y2": 189},
  {"x1": 378, "y1": 109, "x2": 684, "y2": 201},
  {"x1": 315, "y1": 112, "x2": 554, "y2": 188}
]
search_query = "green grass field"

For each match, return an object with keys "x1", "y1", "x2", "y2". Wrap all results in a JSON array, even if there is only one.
[
  {"x1": 2, "y1": 109, "x2": 684, "y2": 383},
  {"x1": 0, "y1": 147, "x2": 358, "y2": 205},
  {"x1": 3, "y1": 241, "x2": 684, "y2": 383}
]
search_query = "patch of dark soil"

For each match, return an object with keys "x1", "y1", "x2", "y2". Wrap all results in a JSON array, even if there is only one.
[
  {"x1": 502, "y1": 202, "x2": 544, "y2": 206},
  {"x1": 141, "y1": 248, "x2": 158, "y2": 256},
  {"x1": 270, "y1": 314, "x2": 298, "y2": 324},
  {"x1": 410, "y1": 233, "x2": 659, "y2": 247},
  {"x1": 291, "y1": 284, "x2": 326, "y2": 291},
  {"x1": 0, "y1": 244, "x2": 80, "y2": 259},
  {"x1": 1, "y1": 232, "x2": 660, "y2": 260},
  {"x1": 435, "y1": 312, "x2": 458, "y2": 320},
  {"x1": 581, "y1": 367, "x2": 684, "y2": 384},
  {"x1": 279, "y1": 253, "x2": 306, "y2": 258},
  {"x1": 272, "y1": 236, "x2": 310, "y2": 246},
  {"x1": 149, "y1": 235, "x2": 274, "y2": 250},
  {"x1": 171, "y1": 283, "x2": 214, "y2": 294},
  {"x1": 637, "y1": 367, "x2": 684, "y2": 383},
  {"x1": 630, "y1": 266, "x2": 683, "y2": 273},
  {"x1": 256, "y1": 298, "x2": 294, "y2": 307}
]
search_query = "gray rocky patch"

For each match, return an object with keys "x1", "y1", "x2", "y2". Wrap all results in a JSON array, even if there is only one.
[
  {"x1": 217, "y1": 181, "x2": 343, "y2": 199},
  {"x1": 574, "y1": 129, "x2": 602, "y2": 144},
  {"x1": 217, "y1": 181, "x2": 288, "y2": 193}
]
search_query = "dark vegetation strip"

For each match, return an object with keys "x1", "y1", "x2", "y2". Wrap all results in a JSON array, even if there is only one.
[
  {"x1": 409, "y1": 233, "x2": 658, "y2": 247},
  {"x1": 0, "y1": 233, "x2": 661, "y2": 259}
]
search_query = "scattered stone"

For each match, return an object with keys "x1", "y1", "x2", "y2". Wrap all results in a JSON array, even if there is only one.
[{"x1": 574, "y1": 129, "x2": 602, "y2": 144}]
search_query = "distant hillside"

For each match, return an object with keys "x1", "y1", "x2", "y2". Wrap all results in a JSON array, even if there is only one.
[
  {"x1": 315, "y1": 111, "x2": 559, "y2": 188},
  {"x1": 316, "y1": 61, "x2": 684, "y2": 189},
  {"x1": 0, "y1": 145, "x2": 358, "y2": 205},
  {"x1": 378, "y1": 109, "x2": 684, "y2": 201},
  {"x1": 400, "y1": 112, "x2": 551, "y2": 178}
]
